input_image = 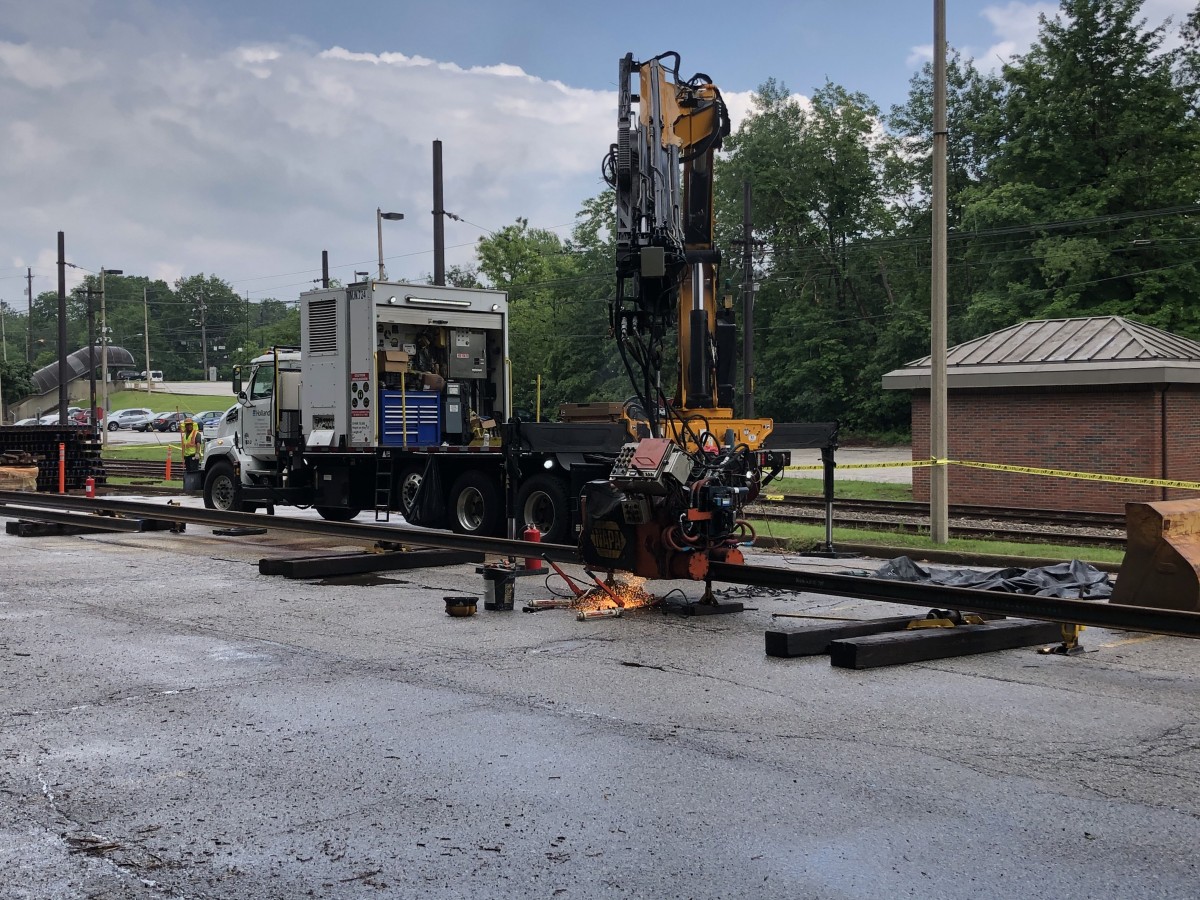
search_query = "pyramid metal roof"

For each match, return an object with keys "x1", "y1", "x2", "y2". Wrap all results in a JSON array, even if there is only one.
[{"x1": 882, "y1": 316, "x2": 1200, "y2": 390}]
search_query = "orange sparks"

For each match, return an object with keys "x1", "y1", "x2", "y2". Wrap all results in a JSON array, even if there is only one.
[{"x1": 572, "y1": 574, "x2": 658, "y2": 619}]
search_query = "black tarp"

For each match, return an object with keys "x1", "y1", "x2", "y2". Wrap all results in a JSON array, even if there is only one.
[{"x1": 872, "y1": 556, "x2": 1113, "y2": 599}]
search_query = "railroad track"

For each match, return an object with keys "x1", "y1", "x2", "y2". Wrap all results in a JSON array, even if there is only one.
[
  {"x1": 100, "y1": 459, "x2": 180, "y2": 482},
  {"x1": 750, "y1": 496, "x2": 1127, "y2": 549},
  {"x1": 0, "y1": 489, "x2": 1196, "y2": 640},
  {"x1": 96, "y1": 466, "x2": 1126, "y2": 546}
]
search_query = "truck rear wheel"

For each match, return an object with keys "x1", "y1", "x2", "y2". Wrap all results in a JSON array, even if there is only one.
[
  {"x1": 448, "y1": 471, "x2": 502, "y2": 537},
  {"x1": 203, "y1": 462, "x2": 241, "y2": 512},
  {"x1": 516, "y1": 473, "x2": 571, "y2": 544},
  {"x1": 397, "y1": 464, "x2": 441, "y2": 526}
]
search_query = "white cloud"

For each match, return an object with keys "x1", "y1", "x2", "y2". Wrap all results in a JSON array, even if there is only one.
[{"x1": 0, "y1": 6, "x2": 616, "y2": 302}]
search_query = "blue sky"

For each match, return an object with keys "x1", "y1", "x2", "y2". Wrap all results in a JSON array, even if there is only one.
[
  {"x1": 172, "y1": 0, "x2": 1019, "y2": 106},
  {"x1": 0, "y1": 0, "x2": 1193, "y2": 313}
]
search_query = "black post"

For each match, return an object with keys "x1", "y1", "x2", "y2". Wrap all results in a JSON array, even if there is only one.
[
  {"x1": 57, "y1": 232, "x2": 67, "y2": 424},
  {"x1": 86, "y1": 290, "x2": 97, "y2": 435},
  {"x1": 741, "y1": 179, "x2": 754, "y2": 417},
  {"x1": 433, "y1": 140, "x2": 445, "y2": 286},
  {"x1": 321, "y1": 250, "x2": 330, "y2": 289}
]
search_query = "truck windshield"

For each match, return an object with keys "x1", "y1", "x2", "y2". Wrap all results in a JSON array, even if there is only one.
[{"x1": 249, "y1": 365, "x2": 274, "y2": 400}]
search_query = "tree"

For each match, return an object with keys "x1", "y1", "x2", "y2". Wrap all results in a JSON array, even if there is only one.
[
  {"x1": 172, "y1": 274, "x2": 247, "y2": 379},
  {"x1": 0, "y1": 358, "x2": 33, "y2": 419},
  {"x1": 959, "y1": 0, "x2": 1200, "y2": 336},
  {"x1": 717, "y1": 79, "x2": 913, "y2": 431}
]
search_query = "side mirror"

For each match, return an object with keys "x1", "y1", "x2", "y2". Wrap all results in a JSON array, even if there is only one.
[
  {"x1": 237, "y1": 390, "x2": 250, "y2": 407},
  {"x1": 232, "y1": 366, "x2": 242, "y2": 396}
]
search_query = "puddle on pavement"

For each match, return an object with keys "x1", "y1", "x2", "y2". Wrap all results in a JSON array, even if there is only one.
[{"x1": 315, "y1": 573, "x2": 410, "y2": 587}]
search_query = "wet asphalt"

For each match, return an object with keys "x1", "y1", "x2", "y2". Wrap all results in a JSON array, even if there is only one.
[{"x1": 0, "y1": 501, "x2": 1197, "y2": 899}]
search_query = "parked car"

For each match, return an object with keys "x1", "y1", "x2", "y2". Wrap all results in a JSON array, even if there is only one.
[
  {"x1": 115, "y1": 370, "x2": 140, "y2": 381},
  {"x1": 107, "y1": 408, "x2": 153, "y2": 431},
  {"x1": 151, "y1": 411, "x2": 192, "y2": 432},
  {"x1": 203, "y1": 405, "x2": 237, "y2": 441},
  {"x1": 13, "y1": 417, "x2": 39, "y2": 426},
  {"x1": 38, "y1": 408, "x2": 83, "y2": 425},
  {"x1": 138, "y1": 412, "x2": 174, "y2": 434}
]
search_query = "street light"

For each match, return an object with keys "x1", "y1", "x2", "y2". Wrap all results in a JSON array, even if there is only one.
[
  {"x1": 376, "y1": 209, "x2": 404, "y2": 280},
  {"x1": 99, "y1": 267, "x2": 122, "y2": 446}
]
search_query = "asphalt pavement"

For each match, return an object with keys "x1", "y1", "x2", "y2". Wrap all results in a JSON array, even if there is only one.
[{"x1": 0, "y1": 496, "x2": 1197, "y2": 898}]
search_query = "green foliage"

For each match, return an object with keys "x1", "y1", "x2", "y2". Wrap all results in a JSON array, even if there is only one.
[
  {"x1": 474, "y1": 199, "x2": 627, "y2": 418},
  {"x1": 959, "y1": 0, "x2": 1200, "y2": 333}
]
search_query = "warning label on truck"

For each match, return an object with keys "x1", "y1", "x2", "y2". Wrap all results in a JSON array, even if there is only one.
[{"x1": 350, "y1": 417, "x2": 372, "y2": 445}]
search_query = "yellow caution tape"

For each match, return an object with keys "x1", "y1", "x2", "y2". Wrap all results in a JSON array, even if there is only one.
[
  {"x1": 781, "y1": 455, "x2": 1200, "y2": 491},
  {"x1": 947, "y1": 459, "x2": 1200, "y2": 491},
  {"x1": 784, "y1": 459, "x2": 934, "y2": 472}
]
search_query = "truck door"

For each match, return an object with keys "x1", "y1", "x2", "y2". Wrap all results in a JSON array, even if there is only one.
[{"x1": 241, "y1": 364, "x2": 277, "y2": 458}]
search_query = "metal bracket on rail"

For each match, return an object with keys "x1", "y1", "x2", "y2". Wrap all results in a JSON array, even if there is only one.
[{"x1": 1038, "y1": 623, "x2": 1086, "y2": 655}]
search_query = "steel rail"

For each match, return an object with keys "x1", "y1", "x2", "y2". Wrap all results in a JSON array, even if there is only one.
[
  {"x1": 0, "y1": 490, "x2": 581, "y2": 564},
  {"x1": 709, "y1": 562, "x2": 1200, "y2": 640}
]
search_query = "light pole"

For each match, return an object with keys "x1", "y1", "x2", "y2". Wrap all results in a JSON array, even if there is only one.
[
  {"x1": 99, "y1": 267, "x2": 123, "y2": 446},
  {"x1": 376, "y1": 208, "x2": 404, "y2": 280},
  {"x1": 143, "y1": 287, "x2": 152, "y2": 399}
]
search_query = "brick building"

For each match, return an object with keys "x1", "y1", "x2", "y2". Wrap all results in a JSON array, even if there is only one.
[{"x1": 881, "y1": 316, "x2": 1200, "y2": 513}]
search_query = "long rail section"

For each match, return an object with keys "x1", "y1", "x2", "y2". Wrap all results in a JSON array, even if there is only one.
[{"x1": 3, "y1": 490, "x2": 1199, "y2": 641}]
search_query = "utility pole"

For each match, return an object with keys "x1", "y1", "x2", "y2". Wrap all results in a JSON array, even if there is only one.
[
  {"x1": 99, "y1": 267, "x2": 123, "y2": 446},
  {"x1": 26, "y1": 267, "x2": 33, "y2": 364},
  {"x1": 930, "y1": 0, "x2": 950, "y2": 543},
  {"x1": 57, "y1": 232, "x2": 67, "y2": 424},
  {"x1": 199, "y1": 284, "x2": 209, "y2": 381},
  {"x1": 1, "y1": 299, "x2": 7, "y2": 361},
  {"x1": 433, "y1": 139, "x2": 445, "y2": 286},
  {"x1": 143, "y1": 287, "x2": 151, "y2": 399}
]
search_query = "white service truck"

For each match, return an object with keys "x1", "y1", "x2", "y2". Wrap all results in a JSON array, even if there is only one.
[{"x1": 199, "y1": 280, "x2": 631, "y2": 540}]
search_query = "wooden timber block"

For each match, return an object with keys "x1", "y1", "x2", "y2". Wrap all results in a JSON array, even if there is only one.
[
  {"x1": 828, "y1": 619, "x2": 1063, "y2": 670},
  {"x1": 766, "y1": 615, "x2": 924, "y2": 658},
  {"x1": 259, "y1": 548, "x2": 483, "y2": 579}
]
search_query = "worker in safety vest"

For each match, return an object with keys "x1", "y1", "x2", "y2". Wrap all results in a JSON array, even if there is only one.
[{"x1": 180, "y1": 417, "x2": 203, "y2": 473}]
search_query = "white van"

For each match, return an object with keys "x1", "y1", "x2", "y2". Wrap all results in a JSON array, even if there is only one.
[{"x1": 141, "y1": 370, "x2": 164, "y2": 383}]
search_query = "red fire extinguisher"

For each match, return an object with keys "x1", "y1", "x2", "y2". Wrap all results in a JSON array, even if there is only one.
[
  {"x1": 523, "y1": 524, "x2": 543, "y2": 571},
  {"x1": 85, "y1": 476, "x2": 96, "y2": 499}
]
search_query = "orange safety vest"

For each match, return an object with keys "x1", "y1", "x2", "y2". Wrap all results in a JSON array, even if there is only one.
[{"x1": 181, "y1": 424, "x2": 201, "y2": 457}]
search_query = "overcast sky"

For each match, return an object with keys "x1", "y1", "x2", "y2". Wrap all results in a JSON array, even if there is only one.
[{"x1": 0, "y1": 0, "x2": 1193, "y2": 309}]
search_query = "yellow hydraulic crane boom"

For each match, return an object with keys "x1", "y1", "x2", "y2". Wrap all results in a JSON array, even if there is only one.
[
  {"x1": 584, "y1": 52, "x2": 789, "y2": 588},
  {"x1": 605, "y1": 51, "x2": 774, "y2": 453}
]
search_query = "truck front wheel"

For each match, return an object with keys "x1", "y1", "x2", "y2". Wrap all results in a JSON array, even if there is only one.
[
  {"x1": 203, "y1": 462, "x2": 242, "y2": 512},
  {"x1": 516, "y1": 473, "x2": 571, "y2": 544},
  {"x1": 448, "y1": 471, "x2": 502, "y2": 536}
]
